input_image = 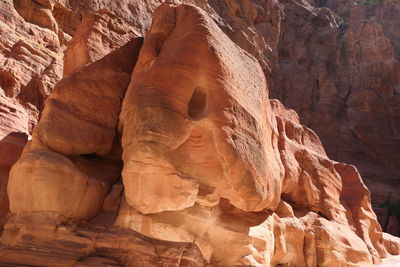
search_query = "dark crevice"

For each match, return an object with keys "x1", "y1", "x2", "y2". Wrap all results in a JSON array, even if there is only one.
[{"x1": 188, "y1": 87, "x2": 207, "y2": 120}]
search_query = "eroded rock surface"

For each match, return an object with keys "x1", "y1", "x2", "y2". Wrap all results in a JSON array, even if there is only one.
[
  {"x1": 270, "y1": 0, "x2": 400, "y2": 213},
  {"x1": 0, "y1": 213, "x2": 204, "y2": 267},
  {"x1": 2, "y1": 3, "x2": 399, "y2": 267},
  {"x1": 8, "y1": 37, "x2": 142, "y2": 220},
  {"x1": 119, "y1": 3, "x2": 282, "y2": 215},
  {"x1": 1, "y1": 0, "x2": 400, "y2": 266},
  {"x1": 0, "y1": 0, "x2": 64, "y2": 222},
  {"x1": 2, "y1": 0, "x2": 399, "y2": 235},
  {"x1": 63, "y1": 9, "x2": 138, "y2": 76}
]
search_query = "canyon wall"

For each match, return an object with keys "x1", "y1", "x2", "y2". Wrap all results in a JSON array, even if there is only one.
[
  {"x1": 270, "y1": 0, "x2": 400, "y2": 231},
  {"x1": 0, "y1": 0, "x2": 400, "y2": 266}
]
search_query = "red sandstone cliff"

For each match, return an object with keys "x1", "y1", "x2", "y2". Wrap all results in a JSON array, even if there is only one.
[
  {"x1": 270, "y1": 0, "x2": 400, "y2": 231},
  {"x1": 0, "y1": 0, "x2": 400, "y2": 266}
]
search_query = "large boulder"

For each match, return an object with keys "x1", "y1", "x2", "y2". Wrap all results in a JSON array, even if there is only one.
[
  {"x1": 7, "y1": 38, "x2": 142, "y2": 220},
  {"x1": 119, "y1": 2, "x2": 283, "y2": 215},
  {"x1": 115, "y1": 3, "x2": 398, "y2": 266}
]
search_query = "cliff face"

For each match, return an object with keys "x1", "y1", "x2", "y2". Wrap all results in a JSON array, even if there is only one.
[
  {"x1": 270, "y1": 0, "x2": 400, "y2": 227},
  {"x1": 0, "y1": 0, "x2": 400, "y2": 266}
]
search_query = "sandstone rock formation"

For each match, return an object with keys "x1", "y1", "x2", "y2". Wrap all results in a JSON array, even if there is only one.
[
  {"x1": 63, "y1": 9, "x2": 138, "y2": 76},
  {"x1": 0, "y1": 0, "x2": 162, "y2": 227},
  {"x1": 1, "y1": 0, "x2": 400, "y2": 266},
  {"x1": 270, "y1": 0, "x2": 400, "y2": 213},
  {"x1": 0, "y1": 0, "x2": 62, "y2": 227},
  {"x1": 0, "y1": 93, "x2": 28, "y2": 228},
  {"x1": 0, "y1": 0, "x2": 143, "y2": 229},
  {"x1": 8, "y1": 36, "x2": 142, "y2": 220},
  {"x1": 1, "y1": 2, "x2": 400, "y2": 266},
  {"x1": 0, "y1": 212, "x2": 204, "y2": 266},
  {"x1": 118, "y1": 3, "x2": 282, "y2": 215},
  {"x1": 2, "y1": 0, "x2": 399, "y2": 234}
]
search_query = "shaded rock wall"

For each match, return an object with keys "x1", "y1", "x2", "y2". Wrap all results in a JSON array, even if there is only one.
[{"x1": 270, "y1": 0, "x2": 400, "y2": 215}]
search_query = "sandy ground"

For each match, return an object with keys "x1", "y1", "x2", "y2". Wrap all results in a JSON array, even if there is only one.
[{"x1": 375, "y1": 255, "x2": 400, "y2": 267}]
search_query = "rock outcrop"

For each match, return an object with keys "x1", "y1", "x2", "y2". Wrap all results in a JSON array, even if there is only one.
[
  {"x1": 8, "y1": 35, "x2": 142, "y2": 219},
  {"x1": 270, "y1": 0, "x2": 400, "y2": 214},
  {"x1": 0, "y1": 0, "x2": 62, "y2": 227},
  {"x1": 0, "y1": 93, "x2": 28, "y2": 228},
  {"x1": 2, "y1": 0, "x2": 399, "y2": 234},
  {"x1": 1, "y1": 3, "x2": 399, "y2": 266},
  {"x1": 118, "y1": 3, "x2": 282, "y2": 215},
  {"x1": 0, "y1": 0, "x2": 144, "y2": 229},
  {"x1": 63, "y1": 9, "x2": 138, "y2": 76},
  {"x1": 0, "y1": 212, "x2": 204, "y2": 266}
]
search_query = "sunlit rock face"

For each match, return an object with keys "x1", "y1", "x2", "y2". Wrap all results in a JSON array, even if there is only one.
[
  {"x1": 2, "y1": 0, "x2": 400, "y2": 236},
  {"x1": 8, "y1": 36, "x2": 143, "y2": 220},
  {"x1": 117, "y1": 5, "x2": 393, "y2": 265},
  {"x1": 63, "y1": 9, "x2": 139, "y2": 76},
  {"x1": 0, "y1": 0, "x2": 63, "y2": 223},
  {"x1": 1, "y1": 1, "x2": 400, "y2": 267},
  {"x1": 118, "y1": 3, "x2": 283, "y2": 215}
]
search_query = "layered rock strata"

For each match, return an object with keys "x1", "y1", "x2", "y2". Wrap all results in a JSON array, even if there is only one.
[
  {"x1": 1, "y1": 3, "x2": 400, "y2": 267},
  {"x1": 0, "y1": 212, "x2": 204, "y2": 266},
  {"x1": 8, "y1": 36, "x2": 142, "y2": 219},
  {"x1": 270, "y1": 0, "x2": 400, "y2": 213},
  {"x1": 2, "y1": 0, "x2": 400, "y2": 236}
]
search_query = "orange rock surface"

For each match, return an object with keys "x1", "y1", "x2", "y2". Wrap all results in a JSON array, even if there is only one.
[
  {"x1": 1, "y1": 1, "x2": 400, "y2": 266},
  {"x1": 63, "y1": 9, "x2": 138, "y2": 76},
  {"x1": 0, "y1": 0, "x2": 63, "y2": 226},
  {"x1": 119, "y1": 3, "x2": 282, "y2": 215},
  {"x1": 8, "y1": 36, "x2": 142, "y2": 220}
]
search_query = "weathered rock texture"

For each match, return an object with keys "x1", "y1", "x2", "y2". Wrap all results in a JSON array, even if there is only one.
[
  {"x1": 63, "y1": 9, "x2": 138, "y2": 76},
  {"x1": 1, "y1": 0, "x2": 400, "y2": 266},
  {"x1": 0, "y1": 212, "x2": 204, "y2": 266},
  {"x1": 0, "y1": 0, "x2": 58, "y2": 228},
  {"x1": 2, "y1": 0, "x2": 399, "y2": 230},
  {"x1": 270, "y1": 0, "x2": 400, "y2": 215},
  {"x1": 1, "y1": 2, "x2": 400, "y2": 267},
  {"x1": 8, "y1": 37, "x2": 142, "y2": 220},
  {"x1": 118, "y1": 3, "x2": 282, "y2": 215},
  {"x1": 0, "y1": 0, "x2": 144, "y2": 228}
]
